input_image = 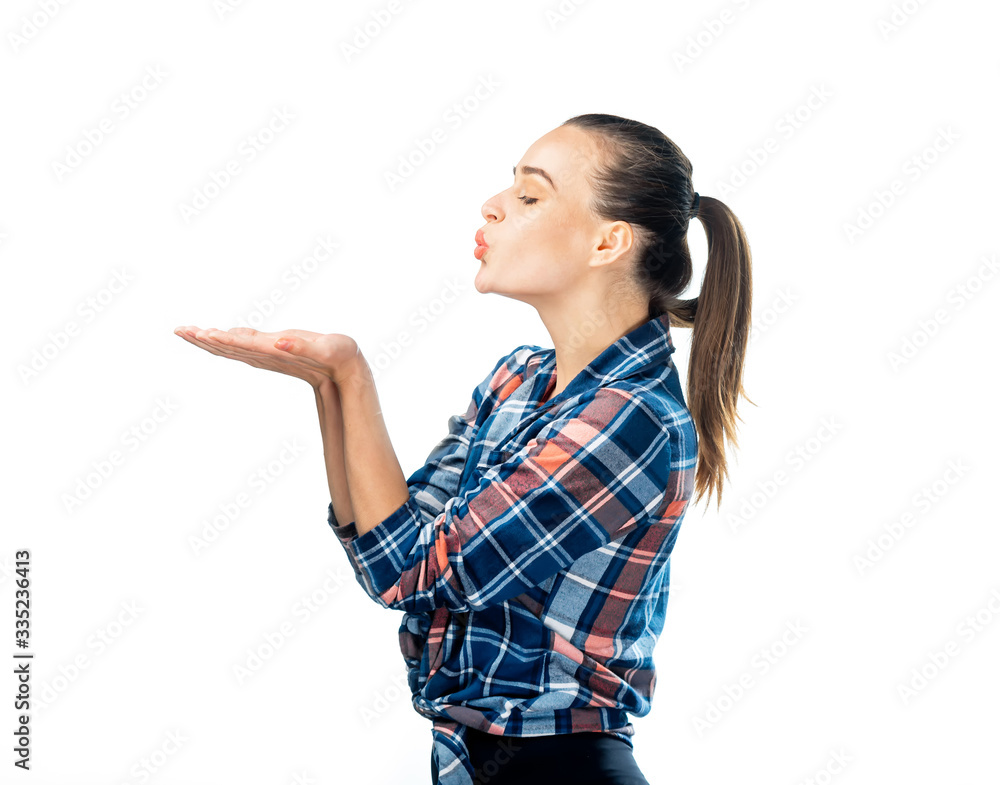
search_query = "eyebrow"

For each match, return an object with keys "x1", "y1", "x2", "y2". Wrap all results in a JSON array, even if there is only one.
[{"x1": 513, "y1": 164, "x2": 557, "y2": 191}]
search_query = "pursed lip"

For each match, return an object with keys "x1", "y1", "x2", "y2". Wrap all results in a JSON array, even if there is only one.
[{"x1": 475, "y1": 229, "x2": 489, "y2": 248}]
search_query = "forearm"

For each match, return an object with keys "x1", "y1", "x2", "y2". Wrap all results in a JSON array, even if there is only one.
[
  {"x1": 333, "y1": 352, "x2": 410, "y2": 537},
  {"x1": 314, "y1": 379, "x2": 355, "y2": 527}
]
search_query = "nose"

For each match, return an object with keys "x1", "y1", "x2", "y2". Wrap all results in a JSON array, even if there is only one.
[{"x1": 481, "y1": 193, "x2": 503, "y2": 223}]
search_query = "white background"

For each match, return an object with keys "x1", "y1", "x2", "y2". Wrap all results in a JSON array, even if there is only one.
[{"x1": 2, "y1": 0, "x2": 998, "y2": 783}]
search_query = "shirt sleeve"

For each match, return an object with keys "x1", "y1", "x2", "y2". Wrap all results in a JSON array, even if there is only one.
[
  {"x1": 326, "y1": 345, "x2": 536, "y2": 574},
  {"x1": 334, "y1": 386, "x2": 676, "y2": 614}
]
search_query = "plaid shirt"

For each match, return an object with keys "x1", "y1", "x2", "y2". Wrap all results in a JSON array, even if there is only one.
[{"x1": 327, "y1": 312, "x2": 697, "y2": 784}]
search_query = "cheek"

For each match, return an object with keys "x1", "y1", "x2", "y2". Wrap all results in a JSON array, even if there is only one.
[
  {"x1": 523, "y1": 214, "x2": 580, "y2": 258},
  {"x1": 502, "y1": 208, "x2": 588, "y2": 283},
  {"x1": 514, "y1": 253, "x2": 575, "y2": 289}
]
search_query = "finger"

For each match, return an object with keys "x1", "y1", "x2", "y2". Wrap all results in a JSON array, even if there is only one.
[
  {"x1": 197, "y1": 328, "x2": 249, "y2": 348},
  {"x1": 176, "y1": 331, "x2": 239, "y2": 360},
  {"x1": 174, "y1": 326, "x2": 206, "y2": 342},
  {"x1": 185, "y1": 327, "x2": 332, "y2": 374},
  {"x1": 183, "y1": 331, "x2": 313, "y2": 375},
  {"x1": 194, "y1": 332, "x2": 330, "y2": 374},
  {"x1": 185, "y1": 335, "x2": 283, "y2": 372},
  {"x1": 177, "y1": 328, "x2": 332, "y2": 382},
  {"x1": 221, "y1": 327, "x2": 320, "y2": 340},
  {"x1": 179, "y1": 330, "x2": 230, "y2": 353},
  {"x1": 179, "y1": 327, "x2": 243, "y2": 354},
  {"x1": 195, "y1": 339, "x2": 267, "y2": 362},
  {"x1": 203, "y1": 329, "x2": 293, "y2": 358}
]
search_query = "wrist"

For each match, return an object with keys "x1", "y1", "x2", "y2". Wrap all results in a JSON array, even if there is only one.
[
  {"x1": 331, "y1": 352, "x2": 370, "y2": 392},
  {"x1": 314, "y1": 375, "x2": 338, "y2": 398}
]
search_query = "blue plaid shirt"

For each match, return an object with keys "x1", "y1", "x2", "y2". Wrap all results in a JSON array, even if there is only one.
[{"x1": 327, "y1": 312, "x2": 697, "y2": 784}]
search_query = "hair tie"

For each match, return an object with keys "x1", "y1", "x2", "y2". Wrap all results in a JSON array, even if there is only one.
[{"x1": 690, "y1": 192, "x2": 700, "y2": 220}]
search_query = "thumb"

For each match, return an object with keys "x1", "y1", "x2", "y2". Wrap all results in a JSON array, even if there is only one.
[{"x1": 274, "y1": 336, "x2": 303, "y2": 353}]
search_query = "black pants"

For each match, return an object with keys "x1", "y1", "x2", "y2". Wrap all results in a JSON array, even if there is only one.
[{"x1": 433, "y1": 726, "x2": 651, "y2": 785}]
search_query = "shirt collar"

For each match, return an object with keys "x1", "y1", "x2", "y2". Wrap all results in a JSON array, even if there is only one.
[{"x1": 526, "y1": 312, "x2": 677, "y2": 405}]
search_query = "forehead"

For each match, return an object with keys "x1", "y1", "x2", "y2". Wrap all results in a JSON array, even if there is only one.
[
  {"x1": 516, "y1": 126, "x2": 599, "y2": 202},
  {"x1": 517, "y1": 125, "x2": 603, "y2": 189}
]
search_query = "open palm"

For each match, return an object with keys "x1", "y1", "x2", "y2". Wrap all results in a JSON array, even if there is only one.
[{"x1": 174, "y1": 326, "x2": 359, "y2": 388}]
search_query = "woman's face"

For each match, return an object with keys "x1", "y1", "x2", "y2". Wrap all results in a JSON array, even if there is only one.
[{"x1": 475, "y1": 124, "x2": 632, "y2": 304}]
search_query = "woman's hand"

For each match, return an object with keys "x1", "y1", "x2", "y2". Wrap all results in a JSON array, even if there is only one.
[{"x1": 174, "y1": 326, "x2": 359, "y2": 389}]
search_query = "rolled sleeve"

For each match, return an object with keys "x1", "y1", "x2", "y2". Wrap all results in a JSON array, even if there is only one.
[
  {"x1": 327, "y1": 493, "x2": 422, "y2": 592},
  {"x1": 344, "y1": 491, "x2": 426, "y2": 602},
  {"x1": 323, "y1": 345, "x2": 539, "y2": 594},
  {"x1": 327, "y1": 501, "x2": 356, "y2": 539}
]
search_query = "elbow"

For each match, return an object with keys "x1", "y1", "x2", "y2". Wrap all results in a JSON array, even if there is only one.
[{"x1": 370, "y1": 580, "x2": 476, "y2": 615}]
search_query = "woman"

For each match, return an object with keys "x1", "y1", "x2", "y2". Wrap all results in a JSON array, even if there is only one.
[{"x1": 175, "y1": 113, "x2": 753, "y2": 785}]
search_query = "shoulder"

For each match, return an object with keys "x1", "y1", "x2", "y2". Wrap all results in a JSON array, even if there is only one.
[
  {"x1": 595, "y1": 383, "x2": 699, "y2": 472},
  {"x1": 545, "y1": 383, "x2": 696, "y2": 465},
  {"x1": 580, "y1": 382, "x2": 692, "y2": 430}
]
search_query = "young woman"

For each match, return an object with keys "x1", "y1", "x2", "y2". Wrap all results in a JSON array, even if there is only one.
[{"x1": 175, "y1": 113, "x2": 753, "y2": 785}]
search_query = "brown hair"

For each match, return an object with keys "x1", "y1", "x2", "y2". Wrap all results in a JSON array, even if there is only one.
[{"x1": 562, "y1": 113, "x2": 754, "y2": 511}]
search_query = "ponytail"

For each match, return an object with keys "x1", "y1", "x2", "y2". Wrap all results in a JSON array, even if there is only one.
[
  {"x1": 672, "y1": 195, "x2": 754, "y2": 510},
  {"x1": 562, "y1": 113, "x2": 755, "y2": 510}
]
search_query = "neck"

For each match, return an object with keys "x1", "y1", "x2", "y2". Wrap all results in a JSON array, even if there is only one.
[{"x1": 535, "y1": 293, "x2": 650, "y2": 398}]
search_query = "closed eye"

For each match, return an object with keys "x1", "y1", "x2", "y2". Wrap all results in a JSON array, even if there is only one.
[{"x1": 518, "y1": 196, "x2": 538, "y2": 205}]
